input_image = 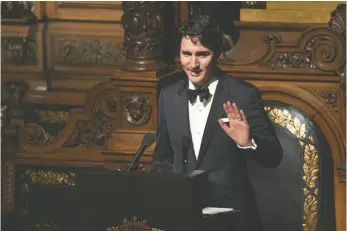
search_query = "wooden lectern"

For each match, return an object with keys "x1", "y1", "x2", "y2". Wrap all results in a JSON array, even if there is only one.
[{"x1": 18, "y1": 169, "x2": 209, "y2": 231}]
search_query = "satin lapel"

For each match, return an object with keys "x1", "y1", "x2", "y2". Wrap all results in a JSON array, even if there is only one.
[
  {"x1": 196, "y1": 75, "x2": 231, "y2": 168},
  {"x1": 175, "y1": 79, "x2": 197, "y2": 165}
]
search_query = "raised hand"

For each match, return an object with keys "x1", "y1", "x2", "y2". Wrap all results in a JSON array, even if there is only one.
[{"x1": 218, "y1": 101, "x2": 251, "y2": 147}]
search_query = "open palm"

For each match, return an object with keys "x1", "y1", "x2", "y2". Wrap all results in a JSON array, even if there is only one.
[{"x1": 218, "y1": 101, "x2": 251, "y2": 147}]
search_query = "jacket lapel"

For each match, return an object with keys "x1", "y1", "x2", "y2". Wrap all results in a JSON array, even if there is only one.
[
  {"x1": 196, "y1": 74, "x2": 231, "y2": 168},
  {"x1": 175, "y1": 79, "x2": 197, "y2": 169}
]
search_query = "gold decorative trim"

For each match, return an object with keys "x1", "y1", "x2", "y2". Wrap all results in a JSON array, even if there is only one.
[
  {"x1": 25, "y1": 170, "x2": 76, "y2": 186},
  {"x1": 2, "y1": 163, "x2": 15, "y2": 214},
  {"x1": 265, "y1": 107, "x2": 319, "y2": 231},
  {"x1": 36, "y1": 110, "x2": 69, "y2": 123},
  {"x1": 106, "y1": 216, "x2": 164, "y2": 231}
]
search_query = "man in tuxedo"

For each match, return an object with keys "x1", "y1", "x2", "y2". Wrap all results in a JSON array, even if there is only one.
[{"x1": 152, "y1": 15, "x2": 283, "y2": 231}]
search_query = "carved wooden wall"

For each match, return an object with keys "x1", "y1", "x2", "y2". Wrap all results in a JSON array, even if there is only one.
[
  {"x1": 1, "y1": 1, "x2": 346, "y2": 231},
  {"x1": 1, "y1": 2, "x2": 167, "y2": 225}
]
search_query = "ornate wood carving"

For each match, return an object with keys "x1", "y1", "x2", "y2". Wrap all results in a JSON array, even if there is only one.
[
  {"x1": 1, "y1": 82, "x2": 28, "y2": 146},
  {"x1": 2, "y1": 163, "x2": 15, "y2": 214},
  {"x1": 55, "y1": 39, "x2": 126, "y2": 65},
  {"x1": 18, "y1": 78, "x2": 156, "y2": 154},
  {"x1": 121, "y1": 1, "x2": 167, "y2": 71},
  {"x1": 329, "y1": 4, "x2": 346, "y2": 44},
  {"x1": 1, "y1": 34, "x2": 36, "y2": 65},
  {"x1": 1, "y1": 1, "x2": 36, "y2": 20},
  {"x1": 314, "y1": 91, "x2": 338, "y2": 112},
  {"x1": 220, "y1": 4, "x2": 346, "y2": 79},
  {"x1": 302, "y1": 32, "x2": 344, "y2": 74},
  {"x1": 123, "y1": 95, "x2": 152, "y2": 126},
  {"x1": 264, "y1": 52, "x2": 314, "y2": 69},
  {"x1": 328, "y1": 4, "x2": 346, "y2": 91},
  {"x1": 67, "y1": 108, "x2": 107, "y2": 148},
  {"x1": 337, "y1": 165, "x2": 346, "y2": 184},
  {"x1": 22, "y1": 123, "x2": 53, "y2": 145}
]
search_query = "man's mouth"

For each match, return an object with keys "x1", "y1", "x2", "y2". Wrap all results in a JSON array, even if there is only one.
[{"x1": 189, "y1": 69, "x2": 202, "y2": 76}]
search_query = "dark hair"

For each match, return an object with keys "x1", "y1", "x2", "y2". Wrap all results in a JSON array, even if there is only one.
[{"x1": 178, "y1": 15, "x2": 223, "y2": 54}]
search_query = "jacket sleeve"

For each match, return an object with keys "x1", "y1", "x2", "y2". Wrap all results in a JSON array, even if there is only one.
[
  {"x1": 243, "y1": 87, "x2": 283, "y2": 168},
  {"x1": 151, "y1": 87, "x2": 174, "y2": 173}
]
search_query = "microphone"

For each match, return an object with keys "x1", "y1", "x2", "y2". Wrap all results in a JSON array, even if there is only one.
[
  {"x1": 127, "y1": 133, "x2": 155, "y2": 171},
  {"x1": 181, "y1": 136, "x2": 191, "y2": 174}
]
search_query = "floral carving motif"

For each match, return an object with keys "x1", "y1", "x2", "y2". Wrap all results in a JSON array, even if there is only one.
[
  {"x1": 121, "y1": 2, "x2": 165, "y2": 59},
  {"x1": 328, "y1": 4, "x2": 346, "y2": 87},
  {"x1": 328, "y1": 4, "x2": 346, "y2": 41},
  {"x1": 123, "y1": 95, "x2": 152, "y2": 126},
  {"x1": 56, "y1": 39, "x2": 126, "y2": 65},
  {"x1": 265, "y1": 106, "x2": 319, "y2": 231},
  {"x1": 67, "y1": 108, "x2": 106, "y2": 147},
  {"x1": 315, "y1": 91, "x2": 338, "y2": 112},
  {"x1": 264, "y1": 52, "x2": 314, "y2": 69},
  {"x1": 24, "y1": 170, "x2": 76, "y2": 186}
]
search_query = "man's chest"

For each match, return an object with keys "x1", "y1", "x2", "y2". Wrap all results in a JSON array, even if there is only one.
[{"x1": 189, "y1": 100, "x2": 214, "y2": 157}]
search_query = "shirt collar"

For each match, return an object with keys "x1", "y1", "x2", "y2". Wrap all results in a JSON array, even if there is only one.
[{"x1": 188, "y1": 77, "x2": 218, "y2": 96}]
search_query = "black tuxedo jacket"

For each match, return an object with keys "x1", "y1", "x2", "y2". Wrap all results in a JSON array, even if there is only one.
[{"x1": 152, "y1": 70, "x2": 283, "y2": 230}]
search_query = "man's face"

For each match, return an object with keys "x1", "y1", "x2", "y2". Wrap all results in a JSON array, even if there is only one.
[{"x1": 180, "y1": 36, "x2": 215, "y2": 87}]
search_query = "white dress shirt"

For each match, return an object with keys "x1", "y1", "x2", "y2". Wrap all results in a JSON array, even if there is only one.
[{"x1": 188, "y1": 79, "x2": 257, "y2": 159}]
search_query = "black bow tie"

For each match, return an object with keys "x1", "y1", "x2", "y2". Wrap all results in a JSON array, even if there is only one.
[{"x1": 187, "y1": 88, "x2": 210, "y2": 103}]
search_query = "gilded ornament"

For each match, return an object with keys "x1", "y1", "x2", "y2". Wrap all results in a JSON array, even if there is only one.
[
  {"x1": 265, "y1": 106, "x2": 319, "y2": 231},
  {"x1": 25, "y1": 170, "x2": 76, "y2": 186},
  {"x1": 106, "y1": 216, "x2": 163, "y2": 231},
  {"x1": 37, "y1": 110, "x2": 69, "y2": 123}
]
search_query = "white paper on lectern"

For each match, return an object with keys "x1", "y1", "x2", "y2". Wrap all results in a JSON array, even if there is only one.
[{"x1": 202, "y1": 207, "x2": 234, "y2": 215}]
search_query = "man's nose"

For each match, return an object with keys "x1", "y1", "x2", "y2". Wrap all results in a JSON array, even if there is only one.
[{"x1": 190, "y1": 57, "x2": 199, "y2": 69}]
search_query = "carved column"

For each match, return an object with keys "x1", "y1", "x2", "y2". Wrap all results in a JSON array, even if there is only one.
[
  {"x1": 1, "y1": 82, "x2": 28, "y2": 219},
  {"x1": 121, "y1": 1, "x2": 167, "y2": 71}
]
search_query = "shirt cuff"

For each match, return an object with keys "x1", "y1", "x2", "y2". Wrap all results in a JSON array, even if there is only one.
[{"x1": 237, "y1": 138, "x2": 257, "y2": 150}]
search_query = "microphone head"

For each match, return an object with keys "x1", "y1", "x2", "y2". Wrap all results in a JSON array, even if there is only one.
[{"x1": 142, "y1": 133, "x2": 155, "y2": 147}]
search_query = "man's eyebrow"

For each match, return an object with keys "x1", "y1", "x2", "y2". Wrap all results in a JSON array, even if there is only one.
[
  {"x1": 181, "y1": 50, "x2": 192, "y2": 54},
  {"x1": 196, "y1": 51, "x2": 211, "y2": 55}
]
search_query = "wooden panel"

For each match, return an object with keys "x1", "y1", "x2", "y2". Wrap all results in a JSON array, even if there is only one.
[
  {"x1": 241, "y1": 8, "x2": 334, "y2": 23},
  {"x1": 241, "y1": 2, "x2": 340, "y2": 23},
  {"x1": 1, "y1": 24, "x2": 43, "y2": 74},
  {"x1": 45, "y1": 1, "x2": 122, "y2": 21},
  {"x1": 46, "y1": 21, "x2": 125, "y2": 75},
  {"x1": 267, "y1": 1, "x2": 341, "y2": 10}
]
